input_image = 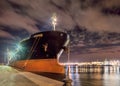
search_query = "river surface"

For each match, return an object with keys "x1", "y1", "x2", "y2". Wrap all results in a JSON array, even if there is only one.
[
  {"x1": 38, "y1": 71, "x2": 120, "y2": 86},
  {"x1": 69, "y1": 72, "x2": 120, "y2": 86},
  {"x1": 37, "y1": 66, "x2": 120, "y2": 86},
  {"x1": 52, "y1": 64, "x2": 120, "y2": 86},
  {"x1": 67, "y1": 65, "x2": 120, "y2": 86}
]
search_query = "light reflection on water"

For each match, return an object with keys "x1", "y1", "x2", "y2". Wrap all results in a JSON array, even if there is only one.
[
  {"x1": 69, "y1": 73, "x2": 120, "y2": 86},
  {"x1": 67, "y1": 66, "x2": 120, "y2": 86}
]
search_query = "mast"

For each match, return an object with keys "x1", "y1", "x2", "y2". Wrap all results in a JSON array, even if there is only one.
[{"x1": 51, "y1": 13, "x2": 57, "y2": 31}]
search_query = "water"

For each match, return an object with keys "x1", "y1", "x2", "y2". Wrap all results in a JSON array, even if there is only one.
[
  {"x1": 69, "y1": 72, "x2": 120, "y2": 86},
  {"x1": 38, "y1": 71, "x2": 120, "y2": 86},
  {"x1": 67, "y1": 65, "x2": 120, "y2": 86},
  {"x1": 36, "y1": 66, "x2": 120, "y2": 86}
]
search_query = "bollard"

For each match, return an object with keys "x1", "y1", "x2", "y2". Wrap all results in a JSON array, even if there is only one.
[{"x1": 63, "y1": 77, "x2": 72, "y2": 86}]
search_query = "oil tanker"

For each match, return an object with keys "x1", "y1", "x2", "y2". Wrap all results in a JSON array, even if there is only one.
[{"x1": 10, "y1": 31, "x2": 70, "y2": 74}]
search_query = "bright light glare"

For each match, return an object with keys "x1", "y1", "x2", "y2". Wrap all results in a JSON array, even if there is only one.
[
  {"x1": 17, "y1": 44, "x2": 23, "y2": 51},
  {"x1": 7, "y1": 51, "x2": 15, "y2": 60},
  {"x1": 51, "y1": 13, "x2": 57, "y2": 31},
  {"x1": 6, "y1": 44, "x2": 24, "y2": 65}
]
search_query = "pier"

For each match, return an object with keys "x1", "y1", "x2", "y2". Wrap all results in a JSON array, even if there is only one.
[{"x1": 0, "y1": 65, "x2": 63, "y2": 86}]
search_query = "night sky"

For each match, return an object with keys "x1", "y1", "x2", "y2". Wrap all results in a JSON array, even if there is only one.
[{"x1": 0, "y1": 0, "x2": 120, "y2": 63}]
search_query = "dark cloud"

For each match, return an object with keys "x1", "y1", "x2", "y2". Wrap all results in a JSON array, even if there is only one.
[
  {"x1": 102, "y1": 6, "x2": 120, "y2": 15},
  {"x1": 0, "y1": 0, "x2": 120, "y2": 62},
  {"x1": 4, "y1": 0, "x2": 120, "y2": 32},
  {"x1": 7, "y1": 0, "x2": 29, "y2": 15},
  {"x1": 0, "y1": 29, "x2": 14, "y2": 39}
]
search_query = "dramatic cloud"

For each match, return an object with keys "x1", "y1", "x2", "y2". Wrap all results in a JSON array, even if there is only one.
[
  {"x1": 0, "y1": 11, "x2": 39, "y2": 34},
  {"x1": 0, "y1": 0, "x2": 120, "y2": 62},
  {"x1": 75, "y1": 9, "x2": 120, "y2": 32},
  {"x1": 0, "y1": 30, "x2": 14, "y2": 39},
  {"x1": 4, "y1": 0, "x2": 119, "y2": 32}
]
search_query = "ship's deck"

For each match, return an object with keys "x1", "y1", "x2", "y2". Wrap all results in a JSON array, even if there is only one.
[{"x1": 0, "y1": 65, "x2": 63, "y2": 86}]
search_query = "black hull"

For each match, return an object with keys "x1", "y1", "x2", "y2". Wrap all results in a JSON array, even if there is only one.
[{"x1": 17, "y1": 31, "x2": 69, "y2": 60}]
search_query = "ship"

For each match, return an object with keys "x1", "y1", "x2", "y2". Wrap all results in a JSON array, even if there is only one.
[{"x1": 10, "y1": 30, "x2": 70, "y2": 74}]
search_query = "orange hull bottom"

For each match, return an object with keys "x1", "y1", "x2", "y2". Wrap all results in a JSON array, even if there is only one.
[{"x1": 11, "y1": 59, "x2": 65, "y2": 74}]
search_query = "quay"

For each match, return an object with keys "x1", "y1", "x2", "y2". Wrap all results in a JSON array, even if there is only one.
[{"x1": 0, "y1": 65, "x2": 64, "y2": 86}]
